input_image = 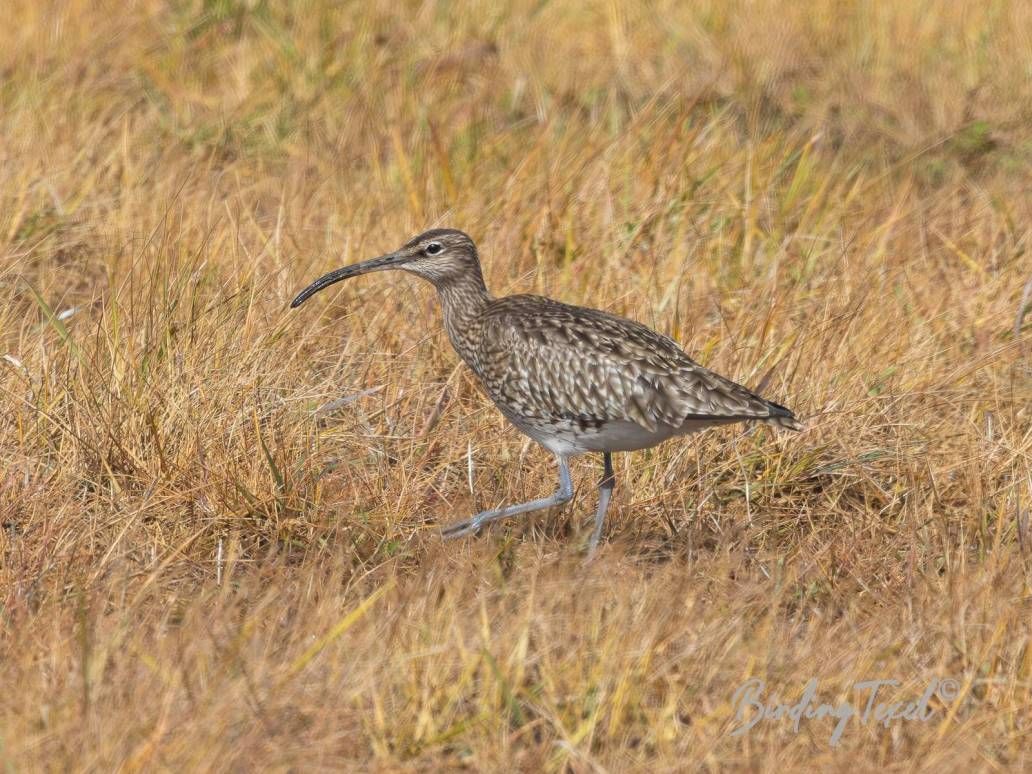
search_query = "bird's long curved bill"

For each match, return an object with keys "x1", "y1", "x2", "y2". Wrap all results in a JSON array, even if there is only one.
[{"x1": 290, "y1": 251, "x2": 404, "y2": 308}]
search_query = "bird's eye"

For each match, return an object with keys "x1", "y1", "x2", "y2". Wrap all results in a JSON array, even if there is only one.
[{"x1": 425, "y1": 242, "x2": 443, "y2": 255}]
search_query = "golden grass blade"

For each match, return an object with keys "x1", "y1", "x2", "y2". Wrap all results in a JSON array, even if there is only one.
[
  {"x1": 283, "y1": 580, "x2": 395, "y2": 680},
  {"x1": 24, "y1": 281, "x2": 82, "y2": 363}
]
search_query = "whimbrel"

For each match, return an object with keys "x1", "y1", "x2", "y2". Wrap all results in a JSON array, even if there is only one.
[{"x1": 291, "y1": 229, "x2": 800, "y2": 554}]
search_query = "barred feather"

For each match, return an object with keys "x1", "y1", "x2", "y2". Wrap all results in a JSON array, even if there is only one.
[{"x1": 303, "y1": 227, "x2": 802, "y2": 453}]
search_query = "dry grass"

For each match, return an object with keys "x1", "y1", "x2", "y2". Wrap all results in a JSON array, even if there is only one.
[{"x1": 2, "y1": 0, "x2": 1031, "y2": 769}]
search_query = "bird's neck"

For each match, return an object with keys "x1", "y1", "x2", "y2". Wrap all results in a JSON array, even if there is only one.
[{"x1": 435, "y1": 274, "x2": 492, "y2": 369}]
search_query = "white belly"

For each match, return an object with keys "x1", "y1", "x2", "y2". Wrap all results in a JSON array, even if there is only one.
[{"x1": 507, "y1": 415, "x2": 739, "y2": 456}]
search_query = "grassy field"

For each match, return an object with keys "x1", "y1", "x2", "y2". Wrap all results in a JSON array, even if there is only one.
[{"x1": 2, "y1": 0, "x2": 1031, "y2": 769}]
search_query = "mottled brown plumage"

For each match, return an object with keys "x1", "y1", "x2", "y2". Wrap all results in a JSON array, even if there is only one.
[{"x1": 291, "y1": 228, "x2": 801, "y2": 554}]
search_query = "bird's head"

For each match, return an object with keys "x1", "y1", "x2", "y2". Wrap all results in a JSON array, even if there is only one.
[{"x1": 290, "y1": 228, "x2": 482, "y2": 308}]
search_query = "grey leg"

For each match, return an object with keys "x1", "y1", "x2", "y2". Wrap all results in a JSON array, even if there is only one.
[
  {"x1": 442, "y1": 454, "x2": 574, "y2": 540},
  {"x1": 586, "y1": 452, "x2": 615, "y2": 557}
]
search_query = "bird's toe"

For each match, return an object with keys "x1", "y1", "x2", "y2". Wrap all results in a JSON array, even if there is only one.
[{"x1": 441, "y1": 518, "x2": 478, "y2": 539}]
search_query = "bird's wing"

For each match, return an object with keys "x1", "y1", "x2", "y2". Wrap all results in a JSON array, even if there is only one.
[{"x1": 476, "y1": 295, "x2": 795, "y2": 433}]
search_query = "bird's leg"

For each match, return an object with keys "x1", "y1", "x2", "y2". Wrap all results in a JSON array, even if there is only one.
[
  {"x1": 441, "y1": 454, "x2": 573, "y2": 540},
  {"x1": 586, "y1": 452, "x2": 615, "y2": 558}
]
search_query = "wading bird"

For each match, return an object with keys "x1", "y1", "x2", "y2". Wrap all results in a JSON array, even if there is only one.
[{"x1": 291, "y1": 229, "x2": 800, "y2": 555}]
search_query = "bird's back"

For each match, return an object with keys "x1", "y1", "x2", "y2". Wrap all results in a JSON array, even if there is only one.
[{"x1": 469, "y1": 294, "x2": 800, "y2": 449}]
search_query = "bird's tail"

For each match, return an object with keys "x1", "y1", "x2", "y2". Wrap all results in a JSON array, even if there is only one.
[{"x1": 764, "y1": 400, "x2": 803, "y2": 431}]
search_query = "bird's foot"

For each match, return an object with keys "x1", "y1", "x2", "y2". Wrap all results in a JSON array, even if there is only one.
[
  {"x1": 441, "y1": 500, "x2": 550, "y2": 540},
  {"x1": 441, "y1": 486, "x2": 573, "y2": 542},
  {"x1": 440, "y1": 512, "x2": 489, "y2": 540}
]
